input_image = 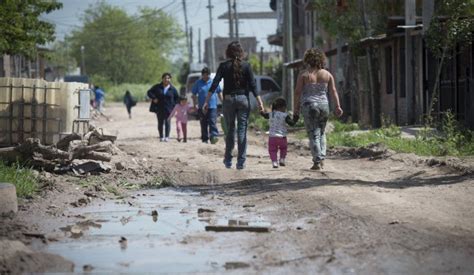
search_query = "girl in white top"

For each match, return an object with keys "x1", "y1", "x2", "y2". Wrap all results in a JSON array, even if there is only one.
[{"x1": 261, "y1": 98, "x2": 297, "y2": 168}]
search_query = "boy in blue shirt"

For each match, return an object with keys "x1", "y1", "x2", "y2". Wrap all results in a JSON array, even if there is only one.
[{"x1": 192, "y1": 67, "x2": 223, "y2": 144}]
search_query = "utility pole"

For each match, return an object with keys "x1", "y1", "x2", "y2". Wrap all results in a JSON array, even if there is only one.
[
  {"x1": 233, "y1": 0, "x2": 239, "y2": 41},
  {"x1": 190, "y1": 26, "x2": 194, "y2": 64},
  {"x1": 422, "y1": 0, "x2": 434, "y2": 34},
  {"x1": 283, "y1": 0, "x2": 294, "y2": 111},
  {"x1": 80, "y1": 45, "x2": 86, "y2": 75},
  {"x1": 198, "y1": 28, "x2": 202, "y2": 63},
  {"x1": 207, "y1": 0, "x2": 216, "y2": 72},
  {"x1": 405, "y1": 0, "x2": 416, "y2": 124},
  {"x1": 259, "y1": 46, "x2": 264, "y2": 75},
  {"x1": 227, "y1": 0, "x2": 234, "y2": 39},
  {"x1": 182, "y1": 0, "x2": 191, "y2": 63}
]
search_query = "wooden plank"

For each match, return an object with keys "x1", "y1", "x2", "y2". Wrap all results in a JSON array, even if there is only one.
[{"x1": 205, "y1": 225, "x2": 270, "y2": 233}]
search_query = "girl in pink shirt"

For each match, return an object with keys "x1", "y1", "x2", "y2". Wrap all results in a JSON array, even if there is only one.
[{"x1": 168, "y1": 97, "x2": 191, "y2": 142}]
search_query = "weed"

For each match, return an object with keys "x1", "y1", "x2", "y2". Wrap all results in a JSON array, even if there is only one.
[
  {"x1": 249, "y1": 111, "x2": 269, "y2": 131},
  {"x1": 0, "y1": 161, "x2": 38, "y2": 198},
  {"x1": 143, "y1": 175, "x2": 174, "y2": 189},
  {"x1": 118, "y1": 179, "x2": 139, "y2": 190},
  {"x1": 105, "y1": 185, "x2": 121, "y2": 196}
]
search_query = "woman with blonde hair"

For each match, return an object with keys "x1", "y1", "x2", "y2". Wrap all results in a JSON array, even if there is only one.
[{"x1": 293, "y1": 48, "x2": 343, "y2": 170}]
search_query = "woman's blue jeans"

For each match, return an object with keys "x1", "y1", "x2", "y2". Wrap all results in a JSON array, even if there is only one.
[
  {"x1": 222, "y1": 95, "x2": 250, "y2": 168},
  {"x1": 302, "y1": 102, "x2": 330, "y2": 164}
]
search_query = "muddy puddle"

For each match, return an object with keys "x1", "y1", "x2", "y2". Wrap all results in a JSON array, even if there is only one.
[{"x1": 41, "y1": 188, "x2": 269, "y2": 273}]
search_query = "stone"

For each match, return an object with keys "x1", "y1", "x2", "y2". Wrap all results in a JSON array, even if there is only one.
[{"x1": 0, "y1": 183, "x2": 18, "y2": 215}]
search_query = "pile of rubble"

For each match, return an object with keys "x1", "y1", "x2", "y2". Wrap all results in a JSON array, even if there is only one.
[{"x1": 0, "y1": 126, "x2": 120, "y2": 175}]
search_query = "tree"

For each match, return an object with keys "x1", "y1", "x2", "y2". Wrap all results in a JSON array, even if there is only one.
[
  {"x1": 425, "y1": 0, "x2": 474, "y2": 117},
  {"x1": 48, "y1": 40, "x2": 77, "y2": 74},
  {"x1": 0, "y1": 0, "x2": 62, "y2": 57},
  {"x1": 67, "y1": 2, "x2": 184, "y2": 84}
]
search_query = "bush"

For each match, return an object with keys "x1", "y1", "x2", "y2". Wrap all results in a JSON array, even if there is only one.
[
  {"x1": 249, "y1": 111, "x2": 269, "y2": 131},
  {"x1": 0, "y1": 162, "x2": 38, "y2": 198},
  {"x1": 104, "y1": 83, "x2": 153, "y2": 102}
]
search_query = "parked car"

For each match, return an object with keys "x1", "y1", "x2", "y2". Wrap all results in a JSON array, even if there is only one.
[
  {"x1": 184, "y1": 73, "x2": 281, "y2": 112},
  {"x1": 249, "y1": 75, "x2": 281, "y2": 110}
]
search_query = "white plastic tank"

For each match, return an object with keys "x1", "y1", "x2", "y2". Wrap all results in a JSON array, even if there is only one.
[{"x1": 0, "y1": 77, "x2": 88, "y2": 146}]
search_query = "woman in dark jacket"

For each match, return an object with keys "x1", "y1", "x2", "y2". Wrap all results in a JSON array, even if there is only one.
[
  {"x1": 147, "y1": 73, "x2": 179, "y2": 142},
  {"x1": 203, "y1": 41, "x2": 265, "y2": 169}
]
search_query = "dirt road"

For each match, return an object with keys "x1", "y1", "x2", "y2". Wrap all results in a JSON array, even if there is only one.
[{"x1": 3, "y1": 102, "x2": 474, "y2": 273}]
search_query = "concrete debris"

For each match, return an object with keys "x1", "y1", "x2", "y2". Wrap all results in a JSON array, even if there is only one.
[
  {"x1": 151, "y1": 210, "x2": 159, "y2": 222},
  {"x1": 115, "y1": 161, "x2": 125, "y2": 170},
  {"x1": 197, "y1": 208, "x2": 216, "y2": 214},
  {"x1": 83, "y1": 264, "x2": 94, "y2": 272},
  {"x1": 119, "y1": 236, "x2": 127, "y2": 250},
  {"x1": 0, "y1": 183, "x2": 18, "y2": 216}
]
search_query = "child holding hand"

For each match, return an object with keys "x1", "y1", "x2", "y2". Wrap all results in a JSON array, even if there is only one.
[
  {"x1": 168, "y1": 96, "x2": 191, "y2": 142},
  {"x1": 260, "y1": 98, "x2": 298, "y2": 168}
]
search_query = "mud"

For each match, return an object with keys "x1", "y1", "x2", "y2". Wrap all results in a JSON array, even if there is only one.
[{"x1": 1, "y1": 102, "x2": 473, "y2": 274}]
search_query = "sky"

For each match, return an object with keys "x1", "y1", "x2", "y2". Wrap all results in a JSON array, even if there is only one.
[{"x1": 41, "y1": 0, "x2": 280, "y2": 62}]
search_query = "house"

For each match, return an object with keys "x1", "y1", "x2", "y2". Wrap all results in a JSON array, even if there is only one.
[
  {"x1": 269, "y1": 0, "x2": 474, "y2": 129},
  {"x1": 203, "y1": 36, "x2": 257, "y2": 70},
  {"x1": 0, "y1": 47, "x2": 53, "y2": 79}
]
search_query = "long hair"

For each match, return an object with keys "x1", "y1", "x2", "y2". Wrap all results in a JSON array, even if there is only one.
[{"x1": 225, "y1": 41, "x2": 244, "y2": 87}]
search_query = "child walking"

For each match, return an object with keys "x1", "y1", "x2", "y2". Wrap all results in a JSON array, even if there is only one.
[
  {"x1": 123, "y1": 90, "x2": 136, "y2": 119},
  {"x1": 261, "y1": 98, "x2": 298, "y2": 168},
  {"x1": 168, "y1": 96, "x2": 190, "y2": 142}
]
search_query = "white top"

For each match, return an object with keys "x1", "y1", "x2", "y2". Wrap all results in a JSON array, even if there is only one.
[
  {"x1": 269, "y1": 111, "x2": 290, "y2": 137},
  {"x1": 301, "y1": 83, "x2": 328, "y2": 105},
  {"x1": 163, "y1": 84, "x2": 171, "y2": 95}
]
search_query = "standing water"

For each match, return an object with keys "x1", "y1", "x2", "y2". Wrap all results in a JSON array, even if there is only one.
[{"x1": 43, "y1": 188, "x2": 269, "y2": 273}]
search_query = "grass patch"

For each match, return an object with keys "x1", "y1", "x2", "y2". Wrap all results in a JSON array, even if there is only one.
[
  {"x1": 105, "y1": 185, "x2": 121, "y2": 196},
  {"x1": 143, "y1": 175, "x2": 174, "y2": 189},
  {"x1": 99, "y1": 83, "x2": 153, "y2": 102},
  {"x1": 293, "y1": 112, "x2": 474, "y2": 157},
  {"x1": 0, "y1": 162, "x2": 38, "y2": 198},
  {"x1": 249, "y1": 110, "x2": 304, "y2": 132}
]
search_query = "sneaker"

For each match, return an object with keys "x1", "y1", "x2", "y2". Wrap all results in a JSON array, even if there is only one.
[
  {"x1": 210, "y1": 137, "x2": 218, "y2": 144},
  {"x1": 160, "y1": 137, "x2": 165, "y2": 142},
  {"x1": 236, "y1": 162, "x2": 245, "y2": 170},
  {"x1": 183, "y1": 138, "x2": 187, "y2": 143},
  {"x1": 279, "y1": 158, "x2": 286, "y2": 166},
  {"x1": 310, "y1": 162, "x2": 321, "y2": 170},
  {"x1": 272, "y1": 161, "x2": 279, "y2": 168},
  {"x1": 177, "y1": 138, "x2": 182, "y2": 142},
  {"x1": 164, "y1": 137, "x2": 169, "y2": 142},
  {"x1": 223, "y1": 159, "x2": 232, "y2": 169}
]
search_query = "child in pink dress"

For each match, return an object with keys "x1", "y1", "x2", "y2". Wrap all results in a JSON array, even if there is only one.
[{"x1": 168, "y1": 97, "x2": 190, "y2": 142}]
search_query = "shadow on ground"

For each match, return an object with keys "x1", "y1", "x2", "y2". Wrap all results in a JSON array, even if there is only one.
[{"x1": 181, "y1": 173, "x2": 470, "y2": 197}]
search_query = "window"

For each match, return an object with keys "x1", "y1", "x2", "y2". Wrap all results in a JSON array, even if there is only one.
[{"x1": 385, "y1": 46, "x2": 393, "y2": 94}]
